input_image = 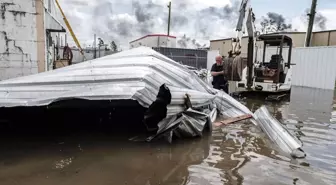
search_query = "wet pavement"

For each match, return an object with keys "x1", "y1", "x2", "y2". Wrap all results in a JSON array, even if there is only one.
[{"x1": 0, "y1": 86, "x2": 335, "y2": 185}]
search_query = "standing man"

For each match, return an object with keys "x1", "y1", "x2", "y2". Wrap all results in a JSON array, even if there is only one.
[{"x1": 211, "y1": 56, "x2": 228, "y2": 93}]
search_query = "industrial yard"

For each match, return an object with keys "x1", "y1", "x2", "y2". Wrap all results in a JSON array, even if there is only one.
[{"x1": 0, "y1": 0, "x2": 336, "y2": 185}]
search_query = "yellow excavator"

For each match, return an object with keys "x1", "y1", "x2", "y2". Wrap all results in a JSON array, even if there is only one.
[{"x1": 55, "y1": 0, "x2": 85, "y2": 59}]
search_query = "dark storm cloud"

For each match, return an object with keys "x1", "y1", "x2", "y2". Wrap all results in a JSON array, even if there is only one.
[
  {"x1": 304, "y1": 9, "x2": 327, "y2": 30},
  {"x1": 199, "y1": 0, "x2": 240, "y2": 20},
  {"x1": 67, "y1": 0, "x2": 242, "y2": 48},
  {"x1": 177, "y1": 34, "x2": 205, "y2": 48}
]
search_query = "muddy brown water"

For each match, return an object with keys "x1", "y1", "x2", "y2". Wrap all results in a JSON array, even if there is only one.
[{"x1": 0, "y1": 86, "x2": 335, "y2": 185}]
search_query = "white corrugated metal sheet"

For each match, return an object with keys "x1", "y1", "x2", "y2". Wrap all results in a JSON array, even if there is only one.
[
  {"x1": 257, "y1": 46, "x2": 336, "y2": 90},
  {"x1": 291, "y1": 46, "x2": 336, "y2": 90},
  {"x1": 0, "y1": 46, "x2": 254, "y2": 119},
  {"x1": 0, "y1": 47, "x2": 215, "y2": 116}
]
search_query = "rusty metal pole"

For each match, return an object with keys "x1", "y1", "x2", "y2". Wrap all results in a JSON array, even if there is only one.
[{"x1": 305, "y1": 0, "x2": 317, "y2": 47}]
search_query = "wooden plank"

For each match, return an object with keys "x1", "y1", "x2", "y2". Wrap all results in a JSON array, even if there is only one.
[
  {"x1": 213, "y1": 114, "x2": 252, "y2": 127},
  {"x1": 55, "y1": 59, "x2": 70, "y2": 69},
  {"x1": 266, "y1": 94, "x2": 288, "y2": 101}
]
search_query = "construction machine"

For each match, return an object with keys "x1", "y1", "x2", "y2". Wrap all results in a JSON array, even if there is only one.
[
  {"x1": 226, "y1": 0, "x2": 293, "y2": 99},
  {"x1": 55, "y1": 0, "x2": 85, "y2": 58}
]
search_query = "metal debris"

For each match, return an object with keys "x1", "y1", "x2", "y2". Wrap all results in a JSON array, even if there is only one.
[{"x1": 0, "y1": 46, "x2": 305, "y2": 158}]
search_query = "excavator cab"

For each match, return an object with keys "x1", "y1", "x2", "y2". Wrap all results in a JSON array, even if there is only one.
[{"x1": 254, "y1": 35, "x2": 293, "y2": 84}]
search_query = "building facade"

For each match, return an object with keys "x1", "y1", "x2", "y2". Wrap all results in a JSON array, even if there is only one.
[
  {"x1": 0, "y1": 0, "x2": 65, "y2": 80},
  {"x1": 58, "y1": 47, "x2": 117, "y2": 64},
  {"x1": 129, "y1": 34, "x2": 177, "y2": 49},
  {"x1": 210, "y1": 30, "x2": 336, "y2": 57}
]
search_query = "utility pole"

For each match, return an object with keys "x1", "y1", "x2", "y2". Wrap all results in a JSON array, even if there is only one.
[
  {"x1": 93, "y1": 34, "x2": 96, "y2": 59},
  {"x1": 98, "y1": 38, "x2": 104, "y2": 58},
  {"x1": 167, "y1": 1, "x2": 171, "y2": 36},
  {"x1": 305, "y1": 0, "x2": 317, "y2": 47}
]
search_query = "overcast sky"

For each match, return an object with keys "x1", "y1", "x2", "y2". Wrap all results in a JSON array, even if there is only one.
[{"x1": 58, "y1": 0, "x2": 336, "y2": 49}]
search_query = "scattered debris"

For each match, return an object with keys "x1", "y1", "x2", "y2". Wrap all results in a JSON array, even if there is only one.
[
  {"x1": 213, "y1": 114, "x2": 252, "y2": 127},
  {"x1": 254, "y1": 106, "x2": 306, "y2": 158},
  {"x1": 0, "y1": 46, "x2": 305, "y2": 158}
]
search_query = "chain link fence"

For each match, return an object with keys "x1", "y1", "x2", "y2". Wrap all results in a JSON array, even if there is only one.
[{"x1": 152, "y1": 47, "x2": 208, "y2": 69}]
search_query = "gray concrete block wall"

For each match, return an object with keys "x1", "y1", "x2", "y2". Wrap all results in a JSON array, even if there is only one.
[
  {"x1": 0, "y1": 0, "x2": 38, "y2": 81},
  {"x1": 58, "y1": 47, "x2": 117, "y2": 64}
]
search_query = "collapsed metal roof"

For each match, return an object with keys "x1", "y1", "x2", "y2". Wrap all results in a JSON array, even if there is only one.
[
  {"x1": 0, "y1": 46, "x2": 305, "y2": 158},
  {"x1": 0, "y1": 47, "x2": 214, "y2": 113}
]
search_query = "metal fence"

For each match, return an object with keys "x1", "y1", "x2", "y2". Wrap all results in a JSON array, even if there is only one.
[
  {"x1": 291, "y1": 46, "x2": 336, "y2": 90},
  {"x1": 152, "y1": 47, "x2": 208, "y2": 69}
]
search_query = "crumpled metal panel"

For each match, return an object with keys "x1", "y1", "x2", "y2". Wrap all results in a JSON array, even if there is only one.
[
  {"x1": 254, "y1": 106, "x2": 306, "y2": 158},
  {"x1": 146, "y1": 108, "x2": 211, "y2": 143},
  {"x1": 213, "y1": 90, "x2": 255, "y2": 121},
  {"x1": 212, "y1": 91, "x2": 305, "y2": 158}
]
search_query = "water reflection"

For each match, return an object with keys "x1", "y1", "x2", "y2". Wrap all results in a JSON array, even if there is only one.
[
  {"x1": 0, "y1": 86, "x2": 335, "y2": 185},
  {"x1": 0, "y1": 133, "x2": 213, "y2": 185},
  {"x1": 186, "y1": 86, "x2": 336, "y2": 185}
]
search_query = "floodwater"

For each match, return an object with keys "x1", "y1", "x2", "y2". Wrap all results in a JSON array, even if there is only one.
[{"x1": 0, "y1": 86, "x2": 335, "y2": 185}]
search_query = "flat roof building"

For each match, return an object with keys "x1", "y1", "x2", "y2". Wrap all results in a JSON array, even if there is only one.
[
  {"x1": 210, "y1": 30, "x2": 336, "y2": 57},
  {"x1": 129, "y1": 34, "x2": 177, "y2": 49}
]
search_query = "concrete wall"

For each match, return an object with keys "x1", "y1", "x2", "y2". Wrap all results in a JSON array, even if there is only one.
[
  {"x1": 330, "y1": 32, "x2": 336, "y2": 46},
  {"x1": 0, "y1": 0, "x2": 65, "y2": 81},
  {"x1": 130, "y1": 35, "x2": 176, "y2": 49},
  {"x1": 209, "y1": 40, "x2": 227, "y2": 55},
  {"x1": 312, "y1": 31, "x2": 336, "y2": 46},
  {"x1": 0, "y1": 0, "x2": 39, "y2": 80},
  {"x1": 58, "y1": 47, "x2": 117, "y2": 64},
  {"x1": 312, "y1": 32, "x2": 329, "y2": 46}
]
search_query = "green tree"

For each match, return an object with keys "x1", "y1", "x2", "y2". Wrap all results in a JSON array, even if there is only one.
[
  {"x1": 260, "y1": 12, "x2": 292, "y2": 34},
  {"x1": 111, "y1": 41, "x2": 118, "y2": 52}
]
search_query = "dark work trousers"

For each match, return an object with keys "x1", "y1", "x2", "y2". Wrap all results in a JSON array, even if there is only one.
[{"x1": 213, "y1": 81, "x2": 229, "y2": 94}]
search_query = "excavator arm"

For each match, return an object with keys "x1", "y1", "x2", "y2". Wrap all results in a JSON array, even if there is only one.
[
  {"x1": 231, "y1": 0, "x2": 257, "y2": 89},
  {"x1": 231, "y1": 0, "x2": 256, "y2": 56},
  {"x1": 55, "y1": 0, "x2": 85, "y2": 59}
]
